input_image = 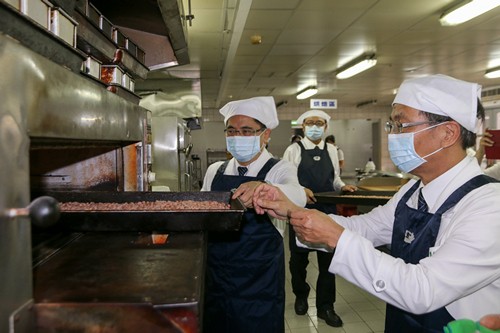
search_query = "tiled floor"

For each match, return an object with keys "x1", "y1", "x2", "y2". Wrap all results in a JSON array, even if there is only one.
[{"x1": 284, "y1": 226, "x2": 386, "y2": 333}]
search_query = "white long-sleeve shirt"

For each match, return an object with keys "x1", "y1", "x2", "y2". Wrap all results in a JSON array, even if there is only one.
[
  {"x1": 202, "y1": 149, "x2": 306, "y2": 236},
  {"x1": 484, "y1": 162, "x2": 500, "y2": 180},
  {"x1": 282, "y1": 138, "x2": 345, "y2": 192},
  {"x1": 326, "y1": 156, "x2": 500, "y2": 320}
]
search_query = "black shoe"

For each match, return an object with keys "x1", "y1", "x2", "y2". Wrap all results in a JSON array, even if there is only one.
[
  {"x1": 294, "y1": 297, "x2": 308, "y2": 315},
  {"x1": 317, "y1": 309, "x2": 343, "y2": 327}
]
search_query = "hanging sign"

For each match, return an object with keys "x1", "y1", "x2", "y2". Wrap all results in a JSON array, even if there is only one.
[{"x1": 310, "y1": 99, "x2": 337, "y2": 109}]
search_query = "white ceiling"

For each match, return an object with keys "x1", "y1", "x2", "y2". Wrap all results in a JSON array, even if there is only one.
[{"x1": 150, "y1": 0, "x2": 500, "y2": 120}]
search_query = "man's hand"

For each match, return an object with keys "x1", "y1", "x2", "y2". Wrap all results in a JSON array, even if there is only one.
[
  {"x1": 232, "y1": 181, "x2": 265, "y2": 208},
  {"x1": 289, "y1": 209, "x2": 344, "y2": 249},
  {"x1": 253, "y1": 183, "x2": 345, "y2": 249},
  {"x1": 341, "y1": 184, "x2": 357, "y2": 192},
  {"x1": 253, "y1": 183, "x2": 302, "y2": 220},
  {"x1": 304, "y1": 187, "x2": 316, "y2": 204}
]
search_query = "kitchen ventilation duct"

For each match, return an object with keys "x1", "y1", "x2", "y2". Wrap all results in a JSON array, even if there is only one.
[
  {"x1": 139, "y1": 91, "x2": 201, "y2": 119},
  {"x1": 92, "y1": 0, "x2": 189, "y2": 69}
]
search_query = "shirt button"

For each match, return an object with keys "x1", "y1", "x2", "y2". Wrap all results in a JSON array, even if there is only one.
[{"x1": 375, "y1": 280, "x2": 386, "y2": 289}]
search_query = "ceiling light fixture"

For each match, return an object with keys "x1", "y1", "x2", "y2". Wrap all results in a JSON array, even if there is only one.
[
  {"x1": 296, "y1": 86, "x2": 318, "y2": 100},
  {"x1": 336, "y1": 53, "x2": 377, "y2": 79},
  {"x1": 439, "y1": 0, "x2": 500, "y2": 26},
  {"x1": 485, "y1": 66, "x2": 500, "y2": 79}
]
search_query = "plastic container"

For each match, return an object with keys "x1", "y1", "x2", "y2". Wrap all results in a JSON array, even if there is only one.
[
  {"x1": 82, "y1": 56, "x2": 102, "y2": 79},
  {"x1": 126, "y1": 38, "x2": 138, "y2": 58},
  {"x1": 86, "y1": 2, "x2": 100, "y2": 27},
  {"x1": 101, "y1": 65, "x2": 124, "y2": 85},
  {"x1": 136, "y1": 46, "x2": 146, "y2": 63},
  {"x1": 99, "y1": 15, "x2": 113, "y2": 40},
  {"x1": 112, "y1": 28, "x2": 126, "y2": 48},
  {"x1": 129, "y1": 77, "x2": 135, "y2": 92},
  {"x1": 75, "y1": 0, "x2": 86, "y2": 13},
  {"x1": 5, "y1": 0, "x2": 21, "y2": 10},
  {"x1": 50, "y1": 7, "x2": 78, "y2": 47},
  {"x1": 20, "y1": 0, "x2": 52, "y2": 29},
  {"x1": 122, "y1": 72, "x2": 131, "y2": 90}
]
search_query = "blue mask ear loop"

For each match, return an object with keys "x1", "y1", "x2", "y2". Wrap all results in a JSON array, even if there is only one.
[{"x1": 444, "y1": 319, "x2": 500, "y2": 333}]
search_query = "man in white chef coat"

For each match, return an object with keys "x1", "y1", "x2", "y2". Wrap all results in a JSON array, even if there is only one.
[
  {"x1": 252, "y1": 75, "x2": 500, "y2": 333},
  {"x1": 201, "y1": 96, "x2": 306, "y2": 333},
  {"x1": 282, "y1": 109, "x2": 356, "y2": 327}
]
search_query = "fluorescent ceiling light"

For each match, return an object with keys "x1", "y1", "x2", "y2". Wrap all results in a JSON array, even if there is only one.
[
  {"x1": 296, "y1": 86, "x2": 318, "y2": 100},
  {"x1": 439, "y1": 0, "x2": 500, "y2": 26},
  {"x1": 336, "y1": 54, "x2": 377, "y2": 79},
  {"x1": 485, "y1": 66, "x2": 500, "y2": 79}
]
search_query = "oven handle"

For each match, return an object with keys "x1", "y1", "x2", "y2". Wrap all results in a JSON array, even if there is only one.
[{"x1": 3, "y1": 196, "x2": 60, "y2": 228}]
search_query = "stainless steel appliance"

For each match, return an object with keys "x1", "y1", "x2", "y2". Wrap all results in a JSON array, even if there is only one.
[
  {"x1": 151, "y1": 116, "x2": 194, "y2": 191},
  {"x1": 139, "y1": 90, "x2": 202, "y2": 192},
  {"x1": 0, "y1": 29, "x2": 146, "y2": 332},
  {"x1": 0, "y1": 1, "x2": 219, "y2": 331}
]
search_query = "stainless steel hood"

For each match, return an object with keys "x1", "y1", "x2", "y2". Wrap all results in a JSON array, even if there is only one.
[{"x1": 92, "y1": 0, "x2": 189, "y2": 69}]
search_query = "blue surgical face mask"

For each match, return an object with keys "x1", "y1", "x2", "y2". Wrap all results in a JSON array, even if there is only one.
[
  {"x1": 305, "y1": 125, "x2": 324, "y2": 141},
  {"x1": 388, "y1": 123, "x2": 446, "y2": 173},
  {"x1": 226, "y1": 132, "x2": 264, "y2": 162}
]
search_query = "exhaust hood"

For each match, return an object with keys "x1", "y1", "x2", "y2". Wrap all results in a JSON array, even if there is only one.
[{"x1": 91, "y1": 0, "x2": 189, "y2": 69}]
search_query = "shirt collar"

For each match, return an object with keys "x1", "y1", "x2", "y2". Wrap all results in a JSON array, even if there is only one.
[
  {"x1": 303, "y1": 137, "x2": 325, "y2": 149},
  {"x1": 230, "y1": 149, "x2": 272, "y2": 176},
  {"x1": 420, "y1": 155, "x2": 482, "y2": 212}
]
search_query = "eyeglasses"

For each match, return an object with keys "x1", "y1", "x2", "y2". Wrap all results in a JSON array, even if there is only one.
[
  {"x1": 304, "y1": 121, "x2": 326, "y2": 127},
  {"x1": 224, "y1": 127, "x2": 265, "y2": 136},
  {"x1": 384, "y1": 120, "x2": 440, "y2": 134}
]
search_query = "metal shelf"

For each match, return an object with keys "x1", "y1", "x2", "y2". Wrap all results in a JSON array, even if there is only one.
[
  {"x1": 1, "y1": 33, "x2": 146, "y2": 144},
  {"x1": 73, "y1": 8, "x2": 149, "y2": 79},
  {"x1": 0, "y1": 1, "x2": 87, "y2": 73}
]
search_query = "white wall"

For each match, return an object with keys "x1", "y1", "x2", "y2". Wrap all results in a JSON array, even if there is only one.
[{"x1": 327, "y1": 119, "x2": 377, "y2": 173}]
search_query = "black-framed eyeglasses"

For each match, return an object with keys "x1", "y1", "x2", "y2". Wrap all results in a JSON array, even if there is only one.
[
  {"x1": 224, "y1": 127, "x2": 265, "y2": 136},
  {"x1": 304, "y1": 121, "x2": 326, "y2": 127},
  {"x1": 384, "y1": 120, "x2": 440, "y2": 134}
]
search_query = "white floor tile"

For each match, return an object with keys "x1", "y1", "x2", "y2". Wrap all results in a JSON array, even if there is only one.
[{"x1": 284, "y1": 226, "x2": 386, "y2": 333}]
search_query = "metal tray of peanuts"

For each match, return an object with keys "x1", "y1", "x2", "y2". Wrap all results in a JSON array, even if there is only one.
[{"x1": 38, "y1": 191, "x2": 246, "y2": 232}]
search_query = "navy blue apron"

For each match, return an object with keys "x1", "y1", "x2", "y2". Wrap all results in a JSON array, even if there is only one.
[
  {"x1": 289, "y1": 141, "x2": 337, "y2": 309},
  {"x1": 203, "y1": 158, "x2": 284, "y2": 333},
  {"x1": 385, "y1": 175, "x2": 497, "y2": 333}
]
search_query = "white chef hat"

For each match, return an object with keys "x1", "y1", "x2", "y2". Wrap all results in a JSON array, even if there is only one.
[
  {"x1": 393, "y1": 74, "x2": 481, "y2": 133},
  {"x1": 219, "y1": 96, "x2": 279, "y2": 129},
  {"x1": 297, "y1": 110, "x2": 331, "y2": 124}
]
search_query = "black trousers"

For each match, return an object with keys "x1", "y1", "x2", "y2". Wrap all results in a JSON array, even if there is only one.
[{"x1": 288, "y1": 226, "x2": 336, "y2": 310}]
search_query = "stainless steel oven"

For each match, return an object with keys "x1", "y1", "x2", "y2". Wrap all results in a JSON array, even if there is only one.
[{"x1": 0, "y1": 27, "x2": 242, "y2": 333}]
